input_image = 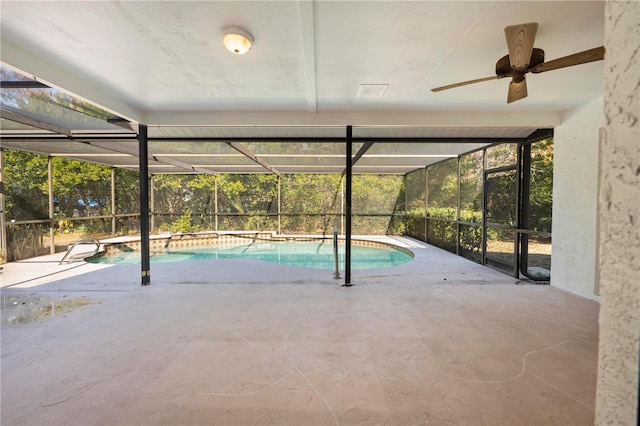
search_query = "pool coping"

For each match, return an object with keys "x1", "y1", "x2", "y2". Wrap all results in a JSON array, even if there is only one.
[
  {"x1": 1, "y1": 235, "x2": 522, "y2": 291},
  {"x1": 92, "y1": 231, "x2": 415, "y2": 260}
]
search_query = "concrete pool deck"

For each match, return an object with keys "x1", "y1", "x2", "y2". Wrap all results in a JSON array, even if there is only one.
[
  {"x1": 1, "y1": 236, "x2": 515, "y2": 290},
  {"x1": 1, "y1": 236, "x2": 598, "y2": 425}
]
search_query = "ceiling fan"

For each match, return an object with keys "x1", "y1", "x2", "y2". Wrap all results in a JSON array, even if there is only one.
[{"x1": 431, "y1": 22, "x2": 605, "y2": 103}]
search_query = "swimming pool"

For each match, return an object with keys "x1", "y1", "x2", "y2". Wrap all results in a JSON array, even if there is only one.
[{"x1": 89, "y1": 239, "x2": 413, "y2": 270}]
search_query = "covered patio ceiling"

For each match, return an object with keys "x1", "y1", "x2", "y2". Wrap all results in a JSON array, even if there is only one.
[{"x1": 1, "y1": 1, "x2": 602, "y2": 173}]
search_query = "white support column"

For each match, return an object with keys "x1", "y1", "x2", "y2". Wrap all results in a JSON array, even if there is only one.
[
  {"x1": 551, "y1": 97, "x2": 603, "y2": 299},
  {"x1": 595, "y1": 1, "x2": 640, "y2": 423}
]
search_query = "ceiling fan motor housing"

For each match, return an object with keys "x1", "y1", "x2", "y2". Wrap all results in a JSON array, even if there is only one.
[
  {"x1": 431, "y1": 20, "x2": 604, "y2": 104},
  {"x1": 496, "y1": 48, "x2": 545, "y2": 77}
]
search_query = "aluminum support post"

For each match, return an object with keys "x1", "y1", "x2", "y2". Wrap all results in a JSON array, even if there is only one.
[
  {"x1": 48, "y1": 156, "x2": 55, "y2": 254},
  {"x1": 456, "y1": 157, "x2": 461, "y2": 256},
  {"x1": 214, "y1": 178, "x2": 218, "y2": 231},
  {"x1": 277, "y1": 175, "x2": 281, "y2": 234},
  {"x1": 111, "y1": 168, "x2": 116, "y2": 236},
  {"x1": 150, "y1": 175, "x2": 155, "y2": 232},
  {"x1": 344, "y1": 125, "x2": 353, "y2": 286},
  {"x1": 0, "y1": 149, "x2": 7, "y2": 259},
  {"x1": 138, "y1": 124, "x2": 151, "y2": 285},
  {"x1": 425, "y1": 167, "x2": 429, "y2": 242}
]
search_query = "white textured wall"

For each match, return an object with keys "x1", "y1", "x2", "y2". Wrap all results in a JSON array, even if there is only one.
[
  {"x1": 551, "y1": 98, "x2": 603, "y2": 300},
  {"x1": 595, "y1": 1, "x2": 640, "y2": 424}
]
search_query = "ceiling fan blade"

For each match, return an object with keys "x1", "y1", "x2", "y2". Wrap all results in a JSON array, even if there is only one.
[
  {"x1": 504, "y1": 22, "x2": 538, "y2": 70},
  {"x1": 431, "y1": 76, "x2": 499, "y2": 92},
  {"x1": 531, "y1": 46, "x2": 605, "y2": 73},
  {"x1": 507, "y1": 78, "x2": 528, "y2": 103}
]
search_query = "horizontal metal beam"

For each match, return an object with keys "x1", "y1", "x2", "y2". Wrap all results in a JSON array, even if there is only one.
[
  {"x1": 107, "y1": 117, "x2": 138, "y2": 133},
  {"x1": 0, "y1": 108, "x2": 72, "y2": 136},
  {"x1": 525, "y1": 128, "x2": 554, "y2": 143},
  {"x1": 0, "y1": 135, "x2": 536, "y2": 144},
  {"x1": 146, "y1": 136, "x2": 528, "y2": 144},
  {"x1": 0, "y1": 81, "x2": 50, "y2": 89},
  {"x1": 86, "y1": 141, "x2": 216, "y2": 175},
  {"x1": 1, "y1": 38, "x2": 143, "y2": 123}
]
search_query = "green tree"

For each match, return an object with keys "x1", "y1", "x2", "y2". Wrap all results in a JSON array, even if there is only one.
[
  {"x1": 405, "y1": 168, "x2": 426, "y2": 213},
  {"x1": 217, "y1": 174, "x2": 277, "y2": 213},
  {"x1": 115, "y1": 169, "x2": 140, "y2": 214},
  {"x1": 51, "y1": 157, "x2": 112, "y2": 217},
  {"x1": 528, "y1": 138, "x2": 553, "y2": 232},
  {"x1": 352, "y1": 174, "x2": 404, "y2": 234},
  {"x1": 486, "y1": 143, "x2": 518, "y2": 168},
  {"x1": 280, "y1": 174, "x2": 342, "y2": 233},
  {"x1": 427, "y1": 158, "x2": 458, "y2": 219},
  {"x1": 217, "y1": 174, "x2": 277, "y2": 231},
  {"x1": 3, "y1": 149, "x2": 49, "y2": 220},
  {"x1": 2, "y1": 67, "x2": 113, "y2": 128},
  {"x1": 459, "y1": 151, "x2": 483, "y2": 220}
]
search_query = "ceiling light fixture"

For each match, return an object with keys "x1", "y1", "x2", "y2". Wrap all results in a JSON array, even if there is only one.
[{"x1": 222, "y1": 27, "x2": 254, "y2": 54}]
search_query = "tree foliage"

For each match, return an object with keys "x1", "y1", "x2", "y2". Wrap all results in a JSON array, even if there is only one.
[
  {"x1": 218, "y1": 174, "x2": 277, "y2": 214},
  {"x1": 281, "y1": 174, "x2": 342, "y2": 233},
  {"x1": 460, "y1": 151, "x2": 483, "y2": 218},
  {"x1": 3, "y1": 138, "x2": 554, "y2": 261},
  {"x1": 115, "y1": 169, "x2": 140, "y2": 214},
  {"x1": 528, "y1": 138, "x2": 554, "y2": 231},
  {"x1": 427, "y1": 159, "x2": 458, "y2": 218},
  {"x1": 403, "y1": 139, "x2": 553, "y2": 255},
  {"x1": 3, "y1": 150, "x2": 49, "y2": 220},
  {"x1": 51, "y1": 157, "x2": 113, "y2": 217},
  {"x1": 1, "y1": 67, "x2": 112, "y2": 128}
]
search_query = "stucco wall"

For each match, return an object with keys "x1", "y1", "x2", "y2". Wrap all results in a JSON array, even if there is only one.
[
  {"x1": 595, "y1": 1, "x2": 640, "y2": 424},
  {"x1": 551, "y1": 97, "x2": 603, "y2": 300}
]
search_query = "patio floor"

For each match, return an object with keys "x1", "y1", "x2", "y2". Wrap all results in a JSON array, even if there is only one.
[{"x1": 1, "y1": 237, "x2": 598, "y2": 425}]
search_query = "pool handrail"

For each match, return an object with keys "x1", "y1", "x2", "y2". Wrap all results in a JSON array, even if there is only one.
[{"x1": 59, "y1": 238, "x2": 101, "y2": 265}]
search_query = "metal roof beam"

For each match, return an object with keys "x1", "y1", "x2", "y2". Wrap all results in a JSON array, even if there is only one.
[
  {"x1": 1, "y1": 108, "x2": 72, "y2": 136},
  {"x1": 351, "y1": 141, "x2": 374, "y2": 167},
  {"x1": 85, "y1": 140, "x2": 216, "y2": 175},
  {"x1": 0, "y1": 81, "x2": 50, "y2": 89},
  {"x1": 0, "y1": 135, "x2": 532, "y2": 144},
  {"x1": 342, "y1": 141, "x2": 374, "y2": 176},
  {"x1": 226, "y1": 141, "x2": 280, "y2": 175},
  {"x1": 107, "y1": 117, "x2": 138, "y2": 133}
]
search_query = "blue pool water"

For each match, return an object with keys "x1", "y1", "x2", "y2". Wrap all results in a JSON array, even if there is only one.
[{"x1": 89, "y1": 240, "x2": 413, "y2": 270}]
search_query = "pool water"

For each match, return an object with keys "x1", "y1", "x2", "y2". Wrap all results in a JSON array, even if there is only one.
[{"x1": 89, "y1": 240, "x2": 413, "y2": 270}]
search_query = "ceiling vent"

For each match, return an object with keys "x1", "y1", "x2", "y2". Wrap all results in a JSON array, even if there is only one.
[{"x1": 357, "y1": 84, "x2": 389, "y2": 97}]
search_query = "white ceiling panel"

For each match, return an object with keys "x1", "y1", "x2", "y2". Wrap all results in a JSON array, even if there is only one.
[
  {"x1": 1, "y1": 1, "x2": 604, "y2": 125},
  {"x1": 0, "y1": 1, "x2": 595, "y2": 173}
]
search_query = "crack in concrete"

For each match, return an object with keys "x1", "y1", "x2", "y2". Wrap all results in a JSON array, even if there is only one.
[{"x1": 284, "y1": 310, "x2": 339, "y2": 426}]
